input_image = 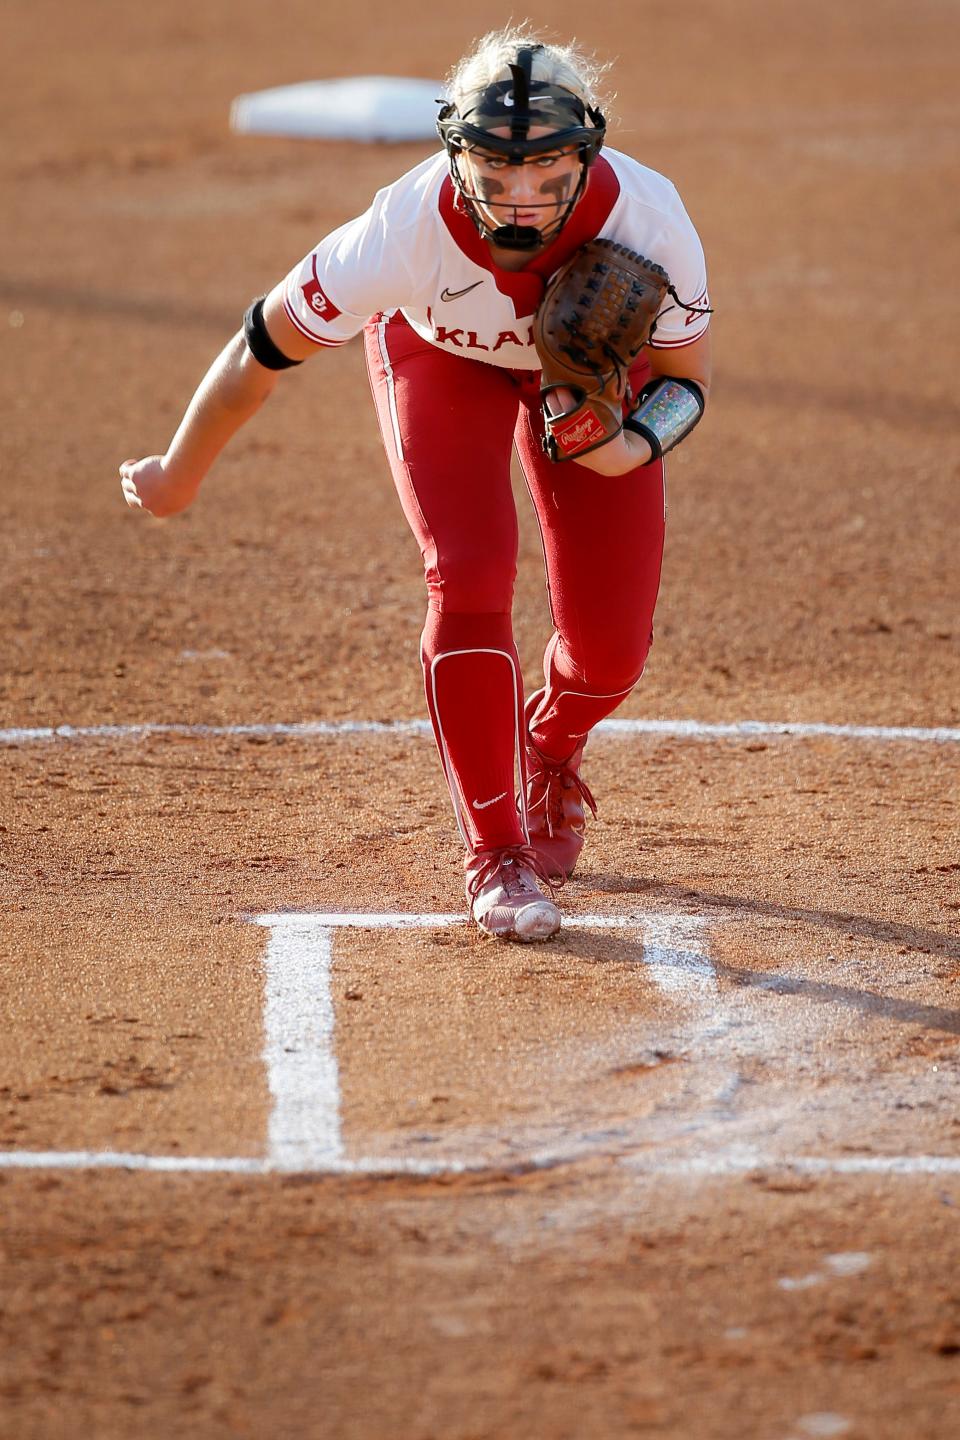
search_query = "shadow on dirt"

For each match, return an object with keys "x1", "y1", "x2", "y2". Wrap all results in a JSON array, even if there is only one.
[{"x1": 574, "y1": 871, "x2": 960, "y2": 1035}]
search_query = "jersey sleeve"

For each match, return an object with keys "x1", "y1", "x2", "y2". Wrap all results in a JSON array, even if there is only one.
[
  {"x1": 648, "y1": 190, "x2": 711, "y2": 352},
  {"x1": 282, "y1": 186, "x2": 416, "y2": 347}
]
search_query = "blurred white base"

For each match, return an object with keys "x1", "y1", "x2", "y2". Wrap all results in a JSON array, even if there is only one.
[{"x1": 230, "y1": 76, "x2": 443, "y2": 142}]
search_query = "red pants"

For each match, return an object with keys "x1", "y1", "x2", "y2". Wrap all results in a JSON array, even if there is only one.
[{"x1": 364, "y1": 311, "x2": 665, "y2": 854}]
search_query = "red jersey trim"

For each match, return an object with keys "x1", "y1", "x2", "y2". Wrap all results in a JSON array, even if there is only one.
[
  {"x1": 438, "y1": 155, "x2": 622, "y2": 318},
  {"x1": 649, "y1": 324, "x2": 710, "y2": 350},
  {"x1": 283, "y1": 296, "x2": 347, "y2": 347}
]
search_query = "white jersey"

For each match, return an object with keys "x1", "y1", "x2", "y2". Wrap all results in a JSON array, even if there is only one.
[{"x1": 283, "y1": 148, "x2": 710, "y2": 371}]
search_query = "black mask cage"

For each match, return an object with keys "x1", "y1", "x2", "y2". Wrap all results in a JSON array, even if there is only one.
[{"x1": 437, "y1": 44, "x2": 606, "y2": 251}]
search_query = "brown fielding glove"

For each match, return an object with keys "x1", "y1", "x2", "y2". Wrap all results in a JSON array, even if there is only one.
[{"x1": 534, "y1": 239, "x2": 671, "y2": 462}]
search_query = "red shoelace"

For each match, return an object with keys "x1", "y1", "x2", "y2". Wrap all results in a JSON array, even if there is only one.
[
  {"x1": 465, "y1": 844, "x2": 563, "y2": 902},
  {"x1": 527, "y1": 754, "x2": 598, "y2": 839}
]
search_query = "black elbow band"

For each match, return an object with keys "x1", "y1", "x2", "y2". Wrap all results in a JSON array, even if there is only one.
[
  {"x1": 624, "y1": 377, "x2": 705, "y2": 459},
  {"x1": 242, "y1": 295, "x2": 303, "y2": 370}
]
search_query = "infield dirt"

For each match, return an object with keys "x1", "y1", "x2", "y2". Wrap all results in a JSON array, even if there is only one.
[{"x1": 2, "y1": 1, "x2": 959, "y2": 1436}]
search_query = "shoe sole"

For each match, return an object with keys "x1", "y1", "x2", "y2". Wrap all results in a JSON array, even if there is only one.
[{"x1": 475, "y1": 899, "x2": 561, "y2": 942}]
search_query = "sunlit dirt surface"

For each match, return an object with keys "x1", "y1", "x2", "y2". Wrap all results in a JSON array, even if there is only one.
[{"x1": 2, "y1": 1, "x2": 959, "y2": 1435}]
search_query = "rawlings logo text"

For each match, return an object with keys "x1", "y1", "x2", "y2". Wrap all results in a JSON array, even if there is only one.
[{"x1": 554, "y1": 410, "x2": 605, "y2": 454}]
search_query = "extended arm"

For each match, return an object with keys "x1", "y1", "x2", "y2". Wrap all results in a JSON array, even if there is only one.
[{"x1": 120, "y1": 283, "x2": 316, "y2": 517}]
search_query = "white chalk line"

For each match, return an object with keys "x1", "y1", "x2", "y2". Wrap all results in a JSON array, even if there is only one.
[
  {"x1": 6, "y1": 910, "x2": 958, "y2": 1183},
  {"x1": 2, "y1": 1150, "x2": 960, "y2": 1178},
  {"x1": 251, "y1": 912, "x2": 709, "y2": 930},
  {"x1": 254, "y1": 911, "x2": 713, "y2": 1175},
  {"x1": 262, "y1": 922, "x2": 342, "y2": 1171},
  {"x1": 622, "y1": 1152, "x2": 960, "y2": 1179},
  {"x1": 1, "y1": 911, "x2": 715, "y2": 1180},
  {"x1": 3, "y1": 718, "x2": 960, "y2": 745}
]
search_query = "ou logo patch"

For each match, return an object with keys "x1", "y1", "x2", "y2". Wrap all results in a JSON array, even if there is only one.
[{"x1": 301, "y1": 276, "x2": 341, "y2": 323}]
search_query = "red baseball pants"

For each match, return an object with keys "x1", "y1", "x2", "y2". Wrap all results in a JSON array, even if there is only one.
[{"x1": 364, "y1": 311, "x2": 665, "y2": 855}]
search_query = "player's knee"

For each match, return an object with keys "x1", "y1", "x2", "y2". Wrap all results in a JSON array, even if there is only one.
[
  {"x1": 575, "y1": 627, "x2": 653, "y2": 695},
  {"x1": 425, "y1": 541, "x2": 517, "y2": 614}
]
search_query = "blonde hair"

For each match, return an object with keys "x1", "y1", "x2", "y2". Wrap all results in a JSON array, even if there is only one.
[{"x1": 445, "y1": 24, "x2": 611, "y2": 119}]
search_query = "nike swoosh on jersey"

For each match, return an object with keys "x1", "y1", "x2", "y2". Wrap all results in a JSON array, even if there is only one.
[
  {"x1": 440, "y1": 281, "x2": 484, "y2": 302},
  {"x1": 472, "y1": 791, "x2": 508, "y2": 810}
]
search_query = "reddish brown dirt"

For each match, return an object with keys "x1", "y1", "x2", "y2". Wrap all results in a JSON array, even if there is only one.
[{"x1": 2, "y1": 1, "x2": 960, "y2": 1436}]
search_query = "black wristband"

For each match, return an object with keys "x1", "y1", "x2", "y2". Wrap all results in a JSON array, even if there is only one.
[{"x1": 242, "y1": 295, "x2": 303, "y2": 370}]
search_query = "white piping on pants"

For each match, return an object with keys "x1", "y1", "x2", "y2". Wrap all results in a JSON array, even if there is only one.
[
  {"x1": 429, "y1": 647, "x2": 528, "y2": 850},
  {"x1": 375, "y1": 317, "x2": 405, "y2": 463}
]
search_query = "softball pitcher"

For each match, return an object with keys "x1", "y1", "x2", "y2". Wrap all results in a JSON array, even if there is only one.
[{"x1": 120, "y1": 28, "x2": 712, "y2": 942}]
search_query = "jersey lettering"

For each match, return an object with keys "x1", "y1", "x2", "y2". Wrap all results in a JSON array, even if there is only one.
[{"x1": 434, "y1": 323, "x2": 536, "y2": 356}]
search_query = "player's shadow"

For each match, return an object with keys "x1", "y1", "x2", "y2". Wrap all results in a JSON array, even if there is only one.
[{"x1": 573, "y1": 870, "x2": 960, "y2": 1037}]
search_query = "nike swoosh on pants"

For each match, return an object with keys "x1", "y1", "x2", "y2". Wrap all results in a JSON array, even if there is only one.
[{"x1": 472, "y1": 791, "x2": 508, "y2": 810}]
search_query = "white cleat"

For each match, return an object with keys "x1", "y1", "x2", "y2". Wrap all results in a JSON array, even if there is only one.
[{"x1": 465, "y1": 845, "x2": 562, "y2": 942}]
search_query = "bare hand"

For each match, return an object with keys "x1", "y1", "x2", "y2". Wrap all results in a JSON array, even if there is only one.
[
  {"x1": 573, "y1": 429, "x2": 654, "y2": 476},
  {"x1": 544, "y1": 386, "x2": 653, "y2": 476},
  {"x1": 119, "y1": 456, "x2": 201, "y2": 517}
]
